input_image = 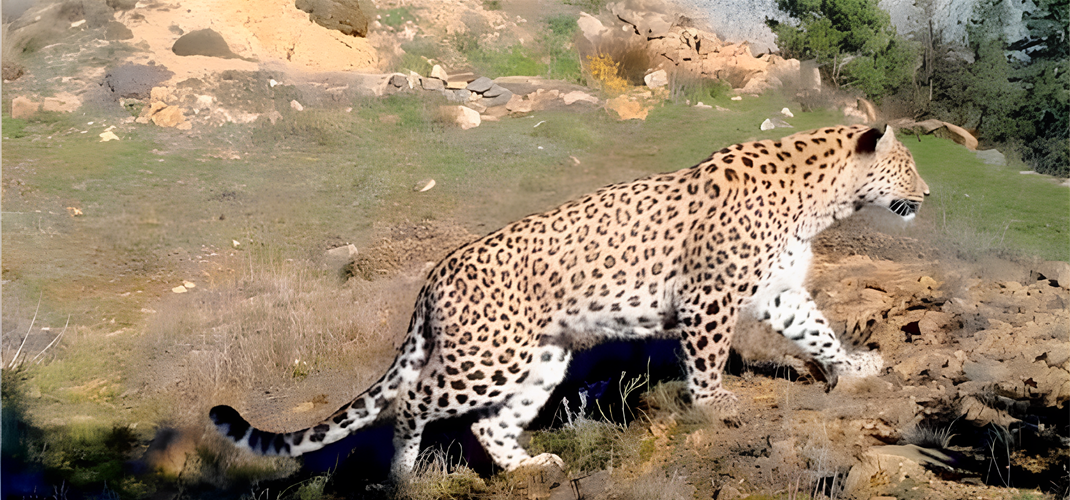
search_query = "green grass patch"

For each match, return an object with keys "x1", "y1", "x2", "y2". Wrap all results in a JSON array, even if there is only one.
[
  {"x1": 906, "y1": 135, "x2": 1070, "y2": 261},
  {"x1": 379, "y1": 7, "x2": 415, "y2": 28},
  {"x1": 3, "y1": 115, "x2": 29, "y2": 138},
  {"x1": 467, "y1": 44, "x2": 545, "y2": 78},
  {"x1": 543, "y1": 14, "x2": 583, "y2": 83},
  {"x1": 528, "y1": 420, "x2": 628, "y2": 474}
]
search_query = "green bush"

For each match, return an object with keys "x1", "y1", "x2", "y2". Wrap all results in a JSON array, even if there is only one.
[
  {"x1": 929, "y1": 0, "x2": 1068, "y2": 176},
  {"x1": 767, "y1": 0, "x2": 918, "y2": 101}
]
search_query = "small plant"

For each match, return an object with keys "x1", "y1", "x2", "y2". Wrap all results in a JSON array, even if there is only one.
[
  {"x1": 586, "y1": 54, "x2": 630, "y2": 95},
  {"x1": 482, "y1": 0, "x2": 502, "y2": 10},
  {"x1": 400, "y1": 447, "x2": 487, "y2": 500}
]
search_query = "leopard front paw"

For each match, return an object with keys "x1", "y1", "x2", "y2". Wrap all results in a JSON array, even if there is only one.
[
  {"x1": 820, "y1": 350, "x2": 884, "y2": 392},
  {"x1": 693, "y1": 388, "x2": 741, "y2": 426}
]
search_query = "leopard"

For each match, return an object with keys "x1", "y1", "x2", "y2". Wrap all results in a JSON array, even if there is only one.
[{"x1": 210, "y1": 124, "x2": 929, "y2": 478}]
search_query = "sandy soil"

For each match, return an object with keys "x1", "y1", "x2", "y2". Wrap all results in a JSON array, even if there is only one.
[{"x1": 119, "y1": 0, "x2": 380, "y2": 82}]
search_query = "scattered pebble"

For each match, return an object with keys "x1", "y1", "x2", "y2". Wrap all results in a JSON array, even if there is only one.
[
  {"x1": 731, "y1": 96, "x2": 743, "y2": 101},
  {"x1": 172, "y1": 285, "x2": 188, "y2": 293}
]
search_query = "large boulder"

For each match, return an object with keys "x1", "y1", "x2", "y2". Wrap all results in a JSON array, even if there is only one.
[
  {"x1": 295, "y1": 0, "x2": 369, "y2": 37},
  {"x1": 172, "y1": 29, "x2": 240, "y2": 59}
]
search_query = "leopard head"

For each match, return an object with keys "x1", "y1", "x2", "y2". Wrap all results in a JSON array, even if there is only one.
[{"x1": 853, "y1": 126, "x2": 929, "y2": 221}]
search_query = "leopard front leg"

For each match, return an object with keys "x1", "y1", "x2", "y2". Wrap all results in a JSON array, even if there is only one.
[
  {"x1": 756, "y1": 288, "x2": 883, "y2": 390},
  {"x1": 678, "y1": 301, "x2": 742, "y2": 418}
]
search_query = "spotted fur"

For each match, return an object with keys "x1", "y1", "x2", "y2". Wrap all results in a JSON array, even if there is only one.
[{"x1": 211, "y1": 125, "x2": 929, "y2": 477}]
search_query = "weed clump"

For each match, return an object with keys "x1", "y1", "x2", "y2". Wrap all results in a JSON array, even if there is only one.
[{"x1": 586, "y1": 54, "x2": 631, "y2": 95}]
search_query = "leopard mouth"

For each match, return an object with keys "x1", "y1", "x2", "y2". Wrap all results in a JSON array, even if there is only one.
[{"x1": 888, "y1": 199, "x2": 920, "y2": 219}]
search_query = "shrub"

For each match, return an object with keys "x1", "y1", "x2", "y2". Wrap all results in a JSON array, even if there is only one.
[
  {"x1": 766, "y1": 0, "x2": 918, "y2": 102},
  {"x1": 586, "y1": 53, "x2": 630, "y2": 95},
  {"x1": 929, "y1": 0, "x2": 1068, "y2": 176}
]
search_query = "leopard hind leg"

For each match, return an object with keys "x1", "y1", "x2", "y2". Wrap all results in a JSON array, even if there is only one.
[{"x1": 470, "y1": 345, "x2": 571, "y2": 471}]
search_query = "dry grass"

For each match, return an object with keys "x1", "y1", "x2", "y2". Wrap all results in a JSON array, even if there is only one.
[{"x1": 133, "y1": 250, "x2": 419, "y2": 429}]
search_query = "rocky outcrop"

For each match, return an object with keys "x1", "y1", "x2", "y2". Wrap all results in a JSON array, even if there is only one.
[
  {"x1": 576, "y1": 2, "x2": 804, "y2": 94},
  {"x1": 295, "y1": 0, "x2": 369, "y2": 37}
]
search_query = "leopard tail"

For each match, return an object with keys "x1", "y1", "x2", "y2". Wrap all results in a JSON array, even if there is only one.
[{"x1": 210, "y1": 307, "x2": 432, "y2": 457}]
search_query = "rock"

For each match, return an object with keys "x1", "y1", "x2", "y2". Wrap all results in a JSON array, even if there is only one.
[
  {"x1": 443, "y1": 105, "x2": 481, "y2": 130},
  {"x1": 562, "y1": 90, "x2": 598, "y2": 105},
  {"x1": 843, "y1": 447, "x2": 944, "y2": 498},
  {"x1": 606, "y1": 95, "x2": 649, "y2": 120},
  {"x1": 911, "y1": 119, "x2": 946, "y2": 134},
  {"x1": 445, "y1": 89, "x2": 471, "y2": 103},
  {"x1": 295, "y1": 0, "x2": 369, "y2": 37},
  {"x1": 612, "y1": 3, "x2": 672, "y2": 38},
  {"x1": 481, "y1": 83, "x2": 508, "y2": 98},
  {"x1": 457, "y1": 106, "x2": 481, "y2": 129},
  {"x1": 780, "y1": 107, "x2": 793, "y2": 118},
  {"x1": 466, "y1": 76, "x2": 494, "y2": 93},
  {"x1": 172, "y1": 29, "x2": 240, "y2": 59},
  {"x1": 99, "y1": 131, "x2": 120, "y2": 142},
  {"x1": 11, "y1": 96, "x2": 40, "y2": 119},
  {"x1": 324, "y1": 244, "x2": 359, "y2": 273},
  {"x1": 483, "y1": 89, "x2": 513, "y2": 108},
  {"x1": 857, "y1": 98, "x2": 878, "y2": 122},
  {"x1": 172, "y1": 285, "x2": 188, "y2": 293},
  {"x1": 406, "y1": 71, "x2": 421, "y2": 89},
  {"x1": 484, "y1": 105, "x2": 509, "y2": 119},
  {"x1": 1036, "y1": 261, "x2": 1070, "y2": 290},
  {"x1": 430, "y1": 64, "x2": 449, "y2": 81},
  {"x1": 694, "y1": 102, "x2": 712, "y2": 109},
  {"x1": 290, "y1": 100, "x2": 304, "y2": 111},
  {"x1": 150, "y1": 86, "x2": 175, "y2": 103},
  {"x1": 422, "y1": 77, "x2": 445, "y2": 91},
  {"x1": 505, "y1": 94, "x2": 533, "y2": 114},
  {"x1": 389, "y1": 74, "x2": 408, "y2": 89},
  {"x1": 151, "y1": 105, "x2": 187, "y2": 128},
  {"x1": 465, "y1": 101, "x2": 487, "y2": 114},
  {"x1": 644, "y1": 69, "x2": 668, "y2": 88},
  {"x1": 936, "y1": 122, "x2": 978, "y2": 150},
  {"x1": 576, "y1": 12, "x2": 609, "y2": 43},
  {"x1": 446, "y1": 72, "x2": 475, "y2": 89},
  {"x1": 527, "y1": 89, "x2": 560, "y2": 110},
  {"x1": 104, "y1": 21, "x2": 133, "y2": 40}
]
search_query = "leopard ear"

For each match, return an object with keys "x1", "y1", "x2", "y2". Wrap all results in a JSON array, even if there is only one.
[
  {"x1": 854, "y1": 126, "x2": 882, "y2": 154},
  {"x1": 876, "y1": 125, "x2": 896, "y2": 153}
]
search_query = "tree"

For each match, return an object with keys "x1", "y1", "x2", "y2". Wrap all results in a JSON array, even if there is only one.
[{"x1": 766, "y1": 0, "x2": 918, "y2": 101}]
